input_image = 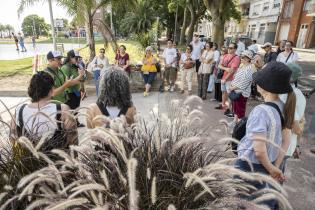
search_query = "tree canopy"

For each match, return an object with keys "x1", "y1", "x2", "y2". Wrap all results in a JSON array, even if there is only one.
[{"x1": 21, "y1": 14, "x2": 49, "y2": 36}]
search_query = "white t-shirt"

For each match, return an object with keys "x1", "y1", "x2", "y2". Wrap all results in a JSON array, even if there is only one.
[
  {"x1": 15, "y1": 103, "x2": 58, "y2": 137},
  {"x1": 279, "y1": 85, "x2": 306, "y2": 156},
  {"x1": 190, "y1": 41, "x2": 204, "y2": 60},
  {"x1": 277, "y1": 51, "x2": 299, "y2": 64},
  {"x1": 236, "y1": 41, "x2": 245, "y2": 56},
  {"x1": 213, "y1": 50, "x2": 221, "y2": 67},
  {"x1": 106, "y1": 106, "x2": 121, "y2": 119},
  {"x1": 162, "y1": 48, "x2": 177, "y2": 68},
  {"x1": 90, "y1": 56, "x2": 110, "y2": 73},
  {"x1": 180, "y1": 53, "x2": 196, "y2": 69}
]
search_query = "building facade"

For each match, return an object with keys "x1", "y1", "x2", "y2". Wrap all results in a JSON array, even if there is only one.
[
  {"x1": 247, "y1": 0, "x2": 281, "y2": 44},
  {"x1": 276, "y1": 0, "x2": 315, "y2": 48}
]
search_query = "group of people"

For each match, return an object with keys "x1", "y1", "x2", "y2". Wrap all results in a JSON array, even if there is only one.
[
  {"x1": 11, "y1": 32, "x2": 28, "y2": 52},
  {"x1": 10, "y1": 35, "x2": 307, "y2": 209}
]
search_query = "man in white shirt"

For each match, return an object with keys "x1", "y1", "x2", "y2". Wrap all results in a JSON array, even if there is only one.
[
  {"x1": 162, "y1": 40, "x2": 177, "y2": 92},
  {"x1": 236, "y1": 38, "x2": 245, "y2": 56},
  {"x1": 88, "y1": 48, "x2": 110, "y2": 96},
  {"x1": 248, "y1": 40, "x2": 258, "y2": 55},
  {"x1": 190, "y1": 33, "x2": 204, "y2": 72}
]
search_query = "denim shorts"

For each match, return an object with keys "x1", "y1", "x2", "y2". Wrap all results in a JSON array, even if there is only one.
[
  {"x1": 221, "y1": 81, "x2": 231, "y2": 93},
  {"x1": 142, "y1": 72, "x2": 157, "y2": 85}
]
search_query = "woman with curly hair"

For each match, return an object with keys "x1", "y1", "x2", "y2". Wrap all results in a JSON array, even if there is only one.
[{"x1": 86, "y1": 66, "x2": 137, "y2": 128}]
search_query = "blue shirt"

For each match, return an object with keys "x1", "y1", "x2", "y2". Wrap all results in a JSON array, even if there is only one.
[{"x1": 237, "y1": 100, "x2": 284, "y2": 164}]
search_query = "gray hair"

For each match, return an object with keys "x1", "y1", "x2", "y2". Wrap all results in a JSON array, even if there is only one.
[{"x1": 97, "y1": 66, "x2": 133, "y2": 109}]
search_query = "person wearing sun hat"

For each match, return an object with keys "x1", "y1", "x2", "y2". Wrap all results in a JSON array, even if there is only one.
[
  {"x1": 44, "y1": 51, "x2": 83, "y2": 104},
  {"x1": 277, "y1": 63, "x2": 306, "y2": 172},
  {"x1": 227, "y1": 50, "x2": 255, "y2": 129},
  {"x1": 235, "y1": 61, "x2": 296, "y2": 209},
  {"x1": 262, "y1": 42, "x2": 277, "y2": 65}
]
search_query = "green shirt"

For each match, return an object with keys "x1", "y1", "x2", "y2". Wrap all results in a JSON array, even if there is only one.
[
  {"x1": 44, "y1": 65, "x2": 67, "y2": 103},
  {"x1": 61, "y1": 63, "x2": 80, "y2": 93}
]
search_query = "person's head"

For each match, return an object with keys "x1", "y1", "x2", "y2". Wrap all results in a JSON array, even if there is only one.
[
  {"x1": 254, "y1": 61, "x2": 296, "y2": 129},
  {"x1": 213, "y1": 43, "x2": 218, "y2": 51},
  {"x1": 193, "y1": 33, "x2": 199, "y2": 42},
  {"x1": 205, "y1": 42, "x2": 213, "y2": 51},
  {"x1": 228, "y1": 42, "x2": 237, "y2": 55},
  {"x1": 98, "y1": 66, "x2": 132, "y2": 109},
  {"x1": 262, "y1": 42, "x2": 272, "y2": 53},
  {"x1": 285, "y1": 41, "x2": 293, "y2": 52},
  {"x1": 221, "y1": 46, "x2": 228, "y2": 55},
  {"x1": 252, "y1": 40, "x2": 257, "y2": 44},
  {"x1": 280, "y1": 40, "x2": 287, "y2": 48},
  {"x1": 173, "y1": 42, "x2": 178, "y2": 49},
  {"x1": 287, "y1": 63, "x2": 302, "y2": 84},
  {"x1": 99, "y1": 48, "x2": 105, "y2": 58},
  {"x1": 28, "y1": 71, "x2": 54, "y2": 102},
  {"x1": 186, "y1": 44, "x2": 193, "y2": 53},
  {"x1": 240, "y1": 50, "x2": 253, "y2": 64},
  {"x1": 145, "y1": 46, "x2": 153, "y2": 56},
  {"x1": 65, "y1": 50, "x2": 81, "y2": 65},
  {"x1": 119, "y1": 45, "x2": 126, "y2": 54},
  {"x1": 11, "y1": 32, "x2": 14, "y2": 35},
  {"x1": 47, "y1": 51, "x2": 64, "y2": 68},
  {"x1": 167, "y1": 39, "x2": 173, "y2": 48}
]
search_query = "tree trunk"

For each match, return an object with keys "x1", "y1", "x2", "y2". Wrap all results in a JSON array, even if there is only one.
[
  {"x1": 180, "y1": 7, "x2": 189, "y2": 45},
  {"x1": 85, "y1": 12, "x2": 96, "y2": 62},
  {"x1": 204, "y1": 0, "x2": 225, "y2": 47},
  {"x1": 186, "y1": 2, "x2": 196, "y2": 44}
]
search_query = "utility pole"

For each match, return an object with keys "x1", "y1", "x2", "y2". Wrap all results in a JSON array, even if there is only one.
[{"x1": 48, "y1": 0, "x2": 57, "y2": 50}]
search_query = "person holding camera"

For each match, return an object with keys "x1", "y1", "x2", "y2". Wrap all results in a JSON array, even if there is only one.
[{"x1": 180, "y1": 45, "x2": 196, "y2": 95}]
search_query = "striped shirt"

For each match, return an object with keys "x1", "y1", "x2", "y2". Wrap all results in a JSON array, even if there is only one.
[{"x1": 231, "y1": 64, "x2": 254, "y2": 98}]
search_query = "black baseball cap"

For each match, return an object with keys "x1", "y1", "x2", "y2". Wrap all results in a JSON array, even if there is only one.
[
  {"x1": 67, "y1": 50, "x2": 82, "y2": 58},
  {"x1": 47, "y1": 51, "x2": 64, "y2": 60}
]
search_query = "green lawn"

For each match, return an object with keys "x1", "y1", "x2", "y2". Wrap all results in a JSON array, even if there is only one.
[{"x1": 0, "y1": 58, "x2": 33, "y2": 77}]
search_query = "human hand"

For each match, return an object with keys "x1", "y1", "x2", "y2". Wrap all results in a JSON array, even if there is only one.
[
  {"x1": 269, "y1": 166, "x2": 285, "y2": 182},
  {"x1": 99, "y1": 64, "x2": 104, "y2": 68}
]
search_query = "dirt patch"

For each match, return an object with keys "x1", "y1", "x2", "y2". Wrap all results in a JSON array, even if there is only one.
[{"x1": 0, "y1": 74, "x2": 31, "y2": 91}]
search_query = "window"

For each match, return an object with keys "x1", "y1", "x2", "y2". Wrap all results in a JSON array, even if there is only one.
[
  {"x1": 273, "y1": 0, "x2": 281, "y2": 8},
  {"x1": 263, "y1": 2, "x2": 270, "y2": 11},
  {"x1": 283, "y1": 1, "x2": 294, "y2": 18},
  {"x1": 252, "y1": 4, "x2": 261, "y2": 16},
  {"x1": 304, "y1": 0, "x2": 312, "y2": 11},
  {"x1": 258, "y1": 23, "x2": 266, "y2": 38}
]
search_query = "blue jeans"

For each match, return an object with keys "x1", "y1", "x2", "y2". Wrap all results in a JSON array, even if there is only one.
[
  {"x1": 142, "y1": 72, "x2": 157, "y2": 85},
  {"x1": 234, "y1": 159, "x2": 278, "y2": 209},
  {"x1": 93, "y1": 70, "x2": 101, "y2": 96}
]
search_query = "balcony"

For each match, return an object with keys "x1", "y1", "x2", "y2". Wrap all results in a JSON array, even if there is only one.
[{"x1": 240, "y1": 0, "x2": 251, "y2": 5}]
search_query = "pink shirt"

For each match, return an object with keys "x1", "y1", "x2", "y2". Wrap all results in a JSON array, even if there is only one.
[{"x1": 220, "y1": 54, "x2": 240, "y2": 81}]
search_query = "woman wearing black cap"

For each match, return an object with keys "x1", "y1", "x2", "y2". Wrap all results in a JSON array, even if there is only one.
[
  {"x1": 61, "y1": 50, "x2": 85, "y2": 127},
  {"x1": 235, "y1": 61, "x2": 296, "y2": 209}
]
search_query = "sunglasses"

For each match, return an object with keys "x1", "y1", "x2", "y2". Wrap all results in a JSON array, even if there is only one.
[{"x1": 100, "y1": 51, "x2": 105, "y2": 53}]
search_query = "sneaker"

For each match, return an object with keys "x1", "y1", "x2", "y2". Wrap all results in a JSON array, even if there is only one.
[
  {"x1": 224, "y1": 109, "x2": 231, "y2": 115},
  {"x1": 188, "y1": 90, "x2": 192, "y2": 95},
  {"x1": 215, "y1": 104, "x2": 223, "y2": 110},
  {"x1": 144, "y1": 91, "x2": 148, "y2": 97},
  {"x1": 167, "y1": 86, "x2": 171, "y2": 91},
  {"x1": 225, "y1": 113, "x2": 235, "y2": 118},
  {"x1": 310, "y1": 148, "x2": 315, "y2": 154},
  {"x1": 180, "y1": 90, "x2": 185, "y2": 94},
  {"x1": 210, "y1": 99, "x2": 216, "y2": 102},
  {"x1": 170, "y1": 86, "x2": 174, "y2": 92}
]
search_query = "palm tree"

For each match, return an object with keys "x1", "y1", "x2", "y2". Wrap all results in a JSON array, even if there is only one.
[
  {"x1": 5, "y1": 24, "x2": 14, "y2": 37},
  {"x1": 0, "y1": 23, "x2": 4, "y2": 38},
  {"x1": 18, "y1": 0, "x2": 136, "y2": 60}
]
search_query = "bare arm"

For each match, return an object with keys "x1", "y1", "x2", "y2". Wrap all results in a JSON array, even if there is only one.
[{"x1": 252, "y1": 134, "x2": 285, "y2": 182}]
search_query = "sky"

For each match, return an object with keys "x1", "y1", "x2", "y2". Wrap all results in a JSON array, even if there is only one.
[{"x1": 0, "y1": 0, "x2": 72, "y2": 32}]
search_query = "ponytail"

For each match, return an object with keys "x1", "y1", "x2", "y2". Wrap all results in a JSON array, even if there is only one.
[{"x1": 283, "y1": 91, "x2": 296, "y2": 129}]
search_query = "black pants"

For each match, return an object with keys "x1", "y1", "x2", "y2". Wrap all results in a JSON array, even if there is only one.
[
  {"x1": 195, "y1": 59, "x2": 201, "y2": 73},
  {"x1": 197, "y1": 73, "x2": 210, "y2": 99},
  {"x1": 66, "y1": 92, "x2": 81, "y2": 110},
  {"x1": 214, "y1": 82, "x2": 222, "y2": 102}
]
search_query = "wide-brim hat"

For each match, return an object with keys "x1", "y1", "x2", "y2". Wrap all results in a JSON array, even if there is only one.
[
  {"x1": 241, "y1": 50, "x2": 253, "y2": 60},
  {"x1": 253, "y1": 61, "x2": 293, "y2": 94}
]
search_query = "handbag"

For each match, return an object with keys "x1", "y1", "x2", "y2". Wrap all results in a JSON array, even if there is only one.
[
  {"x1": 228, "y1": 90, "x2": 242, "y2": 101},
  {"x1": 217, "y1": 55, "x2": 237, "y2": 79}
]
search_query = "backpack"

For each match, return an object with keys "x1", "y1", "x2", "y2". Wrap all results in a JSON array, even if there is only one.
[
  {"x1": 16, "y1": 103, "x2": 68, "y2": 151},
  {"x1": 231, "y1": 102, "x2": 284, "y2": 155}
]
